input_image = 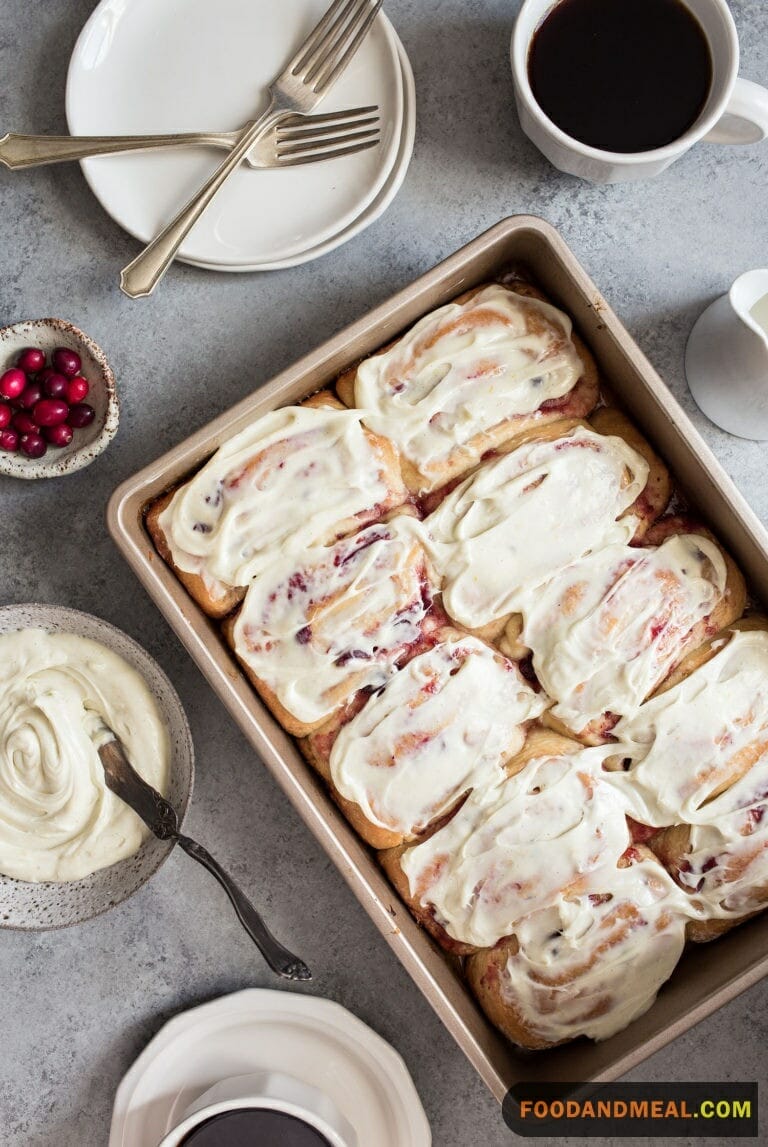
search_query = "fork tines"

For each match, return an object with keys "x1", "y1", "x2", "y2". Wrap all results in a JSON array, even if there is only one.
[
  {"x1": 288, "y1": 0, "x2": 385, "y2": 94},
  {"x1": 278, "y1": 104, "x2": 378, "y2": 131},
  {"x1": 275, "y1": 104, "x2": 380, "y2": 165}
]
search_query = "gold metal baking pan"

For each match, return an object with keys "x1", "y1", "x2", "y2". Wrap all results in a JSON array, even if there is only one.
[{"x1": 107, "y1": 216, "x2": 768, "y2": 1100}]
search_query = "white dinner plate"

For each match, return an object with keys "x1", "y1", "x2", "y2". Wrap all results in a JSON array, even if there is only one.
[
  {"x1": 176, "y1": 41, "x2": 415, "y2": 273},
  {"x1": 109, "y1": 989, "x2": 431, "y2": 1147},
  {"x1": 66, "y1": 0, "x2": 406, "y2": 267}
]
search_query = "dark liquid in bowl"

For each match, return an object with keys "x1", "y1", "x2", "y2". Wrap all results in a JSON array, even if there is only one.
[
  {"x1": 180, "y1": 1109, "x2": 332, "y2": 1146},
  {"x1": 527, "y1": 0, "x2": 713, "y2": 153}
]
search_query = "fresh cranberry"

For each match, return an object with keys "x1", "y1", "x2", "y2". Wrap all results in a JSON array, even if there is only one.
[
  {"x1": 52, "y1": 347, "x2": 81, "y2": 377},
  {"x1": 0, "y1": 429, "x2": 18, "y2": 452},
  {"x1": 42, "y1": 371, "x2": 68, "y2": 399},
  {"x1": 0, "y1": 368, "x2": 26, "y2": 401},
  {"x1": 12, "y1": 411, "x2": 39, "y2": 435},
  {"x1": 67, "y1": 402, "x2": 95, "y2": 429},
  {"x1": 18, "y1": 382, "x2": 43, "y2": 410},
  {"x1": 44, "y1": 423, "x2": 74, "y2": 448},
  {"x1": 16, "y1": 347, "x2": 46, "y2": 374},
  {"x1": 19, "y1": 432, "x2": 47, "y2": 459},
  {"x1": 33, "y1": 398, "x2": 69, "y2": 427},
  {"x1": 0, "y1": 403, "x2": 11, "y2": 429},
  {"x1": 66, "y1": 375, "x2": 89, "y2": 403}
]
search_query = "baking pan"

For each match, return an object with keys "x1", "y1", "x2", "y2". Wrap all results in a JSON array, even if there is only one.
[{"x1": 107, "y1": 216, "x2": 768, "y2": 1100}]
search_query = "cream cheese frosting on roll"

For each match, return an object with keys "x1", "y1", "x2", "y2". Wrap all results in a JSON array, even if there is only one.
[
  {"x1": 612, "y1": 627, "x2": 768, "y2": 921},
  {"x1": 400, "y1": 744, "x2": 630, "y2": 948},
  {"x1": 330, "y1": 636, "x2": 548, "y2": 836},
  {"x1": 519, "y1": 533, "x2": 728, "y2": 731},
  {"x1": 671, "y1": 805, "x2": 768, "y2": 920},
  {"x1": 495, "y1": 855, "x2": 692, "y2": 1044},
  {"x1": 424, "y1": 426, "x2": 649, "y2": 629},
  {"x1": 232, "y1": 516, "x2": 438, "y2": 725},
  {"x1": 612, "y1": 628, "x2": 768, "y2": 826},
  {"x1": 353, "y1": 284, "x2": 583, "y2": 484},
  {"x1": 158, "y1": 405, "x2": 405, "y2": 594},
  {"x1": 0, "y1": 629, "x2": 169, "y2": 883}
]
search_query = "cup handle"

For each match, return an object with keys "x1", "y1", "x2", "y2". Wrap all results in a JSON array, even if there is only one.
[{"x1": 704, "y1": 77, "x2": 768, "y2": 144}]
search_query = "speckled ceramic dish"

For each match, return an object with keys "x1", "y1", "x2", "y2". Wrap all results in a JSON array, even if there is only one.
[
  {"x1": 0, "y1": 604, "x2": 194, "y2": 929},
  {"x1": 0, "y1": 319, "x2": 119, "y2": 479}
]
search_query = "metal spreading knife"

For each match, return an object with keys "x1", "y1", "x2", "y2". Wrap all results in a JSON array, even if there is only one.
[{"x1": 98, "y1": 734, "x2": 311, "y2": 981}]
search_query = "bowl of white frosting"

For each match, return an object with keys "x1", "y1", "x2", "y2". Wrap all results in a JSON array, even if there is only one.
[{"x1": 0, "y1": 603, "x2": 194, "y2": 928}]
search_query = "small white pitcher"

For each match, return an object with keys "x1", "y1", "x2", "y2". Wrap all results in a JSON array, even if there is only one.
[{"x1": 686, "y1": 269, "x2": 768, "y2": 440}]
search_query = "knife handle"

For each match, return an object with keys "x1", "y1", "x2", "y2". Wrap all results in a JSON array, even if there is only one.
[{"x1": 176, "y1": 833, "x2": 312, "y2": 981}]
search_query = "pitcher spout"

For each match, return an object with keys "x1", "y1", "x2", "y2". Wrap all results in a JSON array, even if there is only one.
[{"x1": 729, "y1": 268, "x2": 768, "y2": 346}]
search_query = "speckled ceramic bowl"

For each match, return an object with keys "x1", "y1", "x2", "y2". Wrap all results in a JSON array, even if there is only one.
[
  {"x1": 0, "y1": 319, "x2": 119, "y2": 479},
  {"x1": 0, "y1": 604, "x2": 194, "y2": 929}
]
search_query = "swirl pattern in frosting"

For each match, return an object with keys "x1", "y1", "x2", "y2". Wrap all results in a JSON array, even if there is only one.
[
  {"x1": 518, "y1": 533, "x2": 728, "y2": 730},
  {"x1": 0, "y1": 629, "x2": 169, "y2": 882},
  {"x1": 330, "y1": 636, "x2": 548, "y2": 836},
  {"x1": 353, "y1": 284, "x2": 584, "y2": 485},
  {"x1": 158, "y1": 404, "x2": 406, "y2": 595},
  {"x1": 232, "y1": 515, "x2": 439, "y2": 726},
  {"x1": 423, "y1": 424, "x2": 649, "y2": 629}
]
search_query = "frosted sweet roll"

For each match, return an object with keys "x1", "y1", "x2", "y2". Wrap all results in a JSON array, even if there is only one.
[
  {"x1": 225, "y1": 514, "x2": 442, "y2": 736},
  {"x1": 382, "y1": 731, "x2": 632, "y2": 952},
  {"x1": 337, "y1": 283, "x2": 599, "y2": 493},
  {"x1": 516, "y1": 523, "x2": 744, "y2": 742},
  {"x1": 304, "y1": 635, "x2": 548, "y2": 849},
  {"x1": 148, "y1": 395, "x2": 406, "y2": 617},
  {"x1": 423, "y1": 416, "x2": 664, "y2": 636}
]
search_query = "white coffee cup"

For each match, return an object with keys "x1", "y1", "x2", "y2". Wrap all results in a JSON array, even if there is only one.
[
  {"x1": 510, "y1": 0, "x2": 768, "y2": 182},
  {"x1": 157, "y1": 1070, "x2": 358, "y2": 1147}
]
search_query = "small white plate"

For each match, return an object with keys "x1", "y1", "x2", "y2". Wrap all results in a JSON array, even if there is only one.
[
  {"x1": 109, "y1": 989, "x2": 431, "y2": 1147},
  {"x1": 66, "y1": 0, "x2": 405, "y2": 267},
  {"x1": 176, "y1": 41, "x2": 415, "y2": 273}
]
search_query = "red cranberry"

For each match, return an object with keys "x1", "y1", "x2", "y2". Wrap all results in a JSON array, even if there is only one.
[
  {"x1": 0, "y1": 403, "x2": 11, "y2": 429},
  {"x1": 42, "y1": 371, "x2": 68, "y2": 399},
  {"x1": 16, "y1": 347, "x2": 46, "y2": 374},
  {"x1": 0, "y1": 368, "x2": 26, "y2": 401},
  {"x1": 0, "y1": 429, "x2": 18, "y2": 452},
  {"x1": 20, "y1": 432, "x2": 47, "y2": 459},
  {"x1": 44, "y1": 423, "x2": 74, "y2": 448},
  {"x1": 52, "y1": 347, "x2": 81, "y2": 377},
  {"x1": 67, "y1": 402, "x2": 95, "y2": 429},
  {"x1": 12, "y1": 411, "x2": 39, "y2": 435},
  {"x1": 33, "y1": 398, "x2": 69, "y2": 427},
  {"x1": 66, "y1": 376, "x2": 89, "y2": 403},
  {"x1": 19, "y1": 382, "x2": 43, "y2": 410}
]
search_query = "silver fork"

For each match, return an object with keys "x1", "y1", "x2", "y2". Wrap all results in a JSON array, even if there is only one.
[
  {"x1": 0, "y1": 106, "x2": 380, "y2": 169},
  {"x1": 120, "y1": 0, "x2": 384, "y2": 299}
]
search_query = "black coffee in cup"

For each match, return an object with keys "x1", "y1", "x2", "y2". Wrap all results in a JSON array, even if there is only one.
[
  {"x1": 527, "y1": 0, "x2": 713, "y2": 152},
  {"x1": 179, "y1": 1109, "x2": 333, "y2": 1146}
]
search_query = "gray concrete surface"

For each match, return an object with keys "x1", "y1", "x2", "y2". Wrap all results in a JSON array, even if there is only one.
[{"x1": 1, "y1": 1, "x2": 767, "y2": 1144}]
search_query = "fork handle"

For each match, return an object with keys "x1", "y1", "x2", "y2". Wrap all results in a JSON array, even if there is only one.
[
  {"x1": 120, "y1": 104, "x2": 282, "y2": 298},
  {"x1": 176, "y1": 833, "x2": 312, "y2": 981},
  {"x1": 0, "y1": 130, "x2": 238, "y2": 169}
]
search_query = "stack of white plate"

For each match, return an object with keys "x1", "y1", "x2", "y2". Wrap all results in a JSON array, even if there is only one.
[{"x1": 66, "y1": 0, "x2": 415, "y2": 272}]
